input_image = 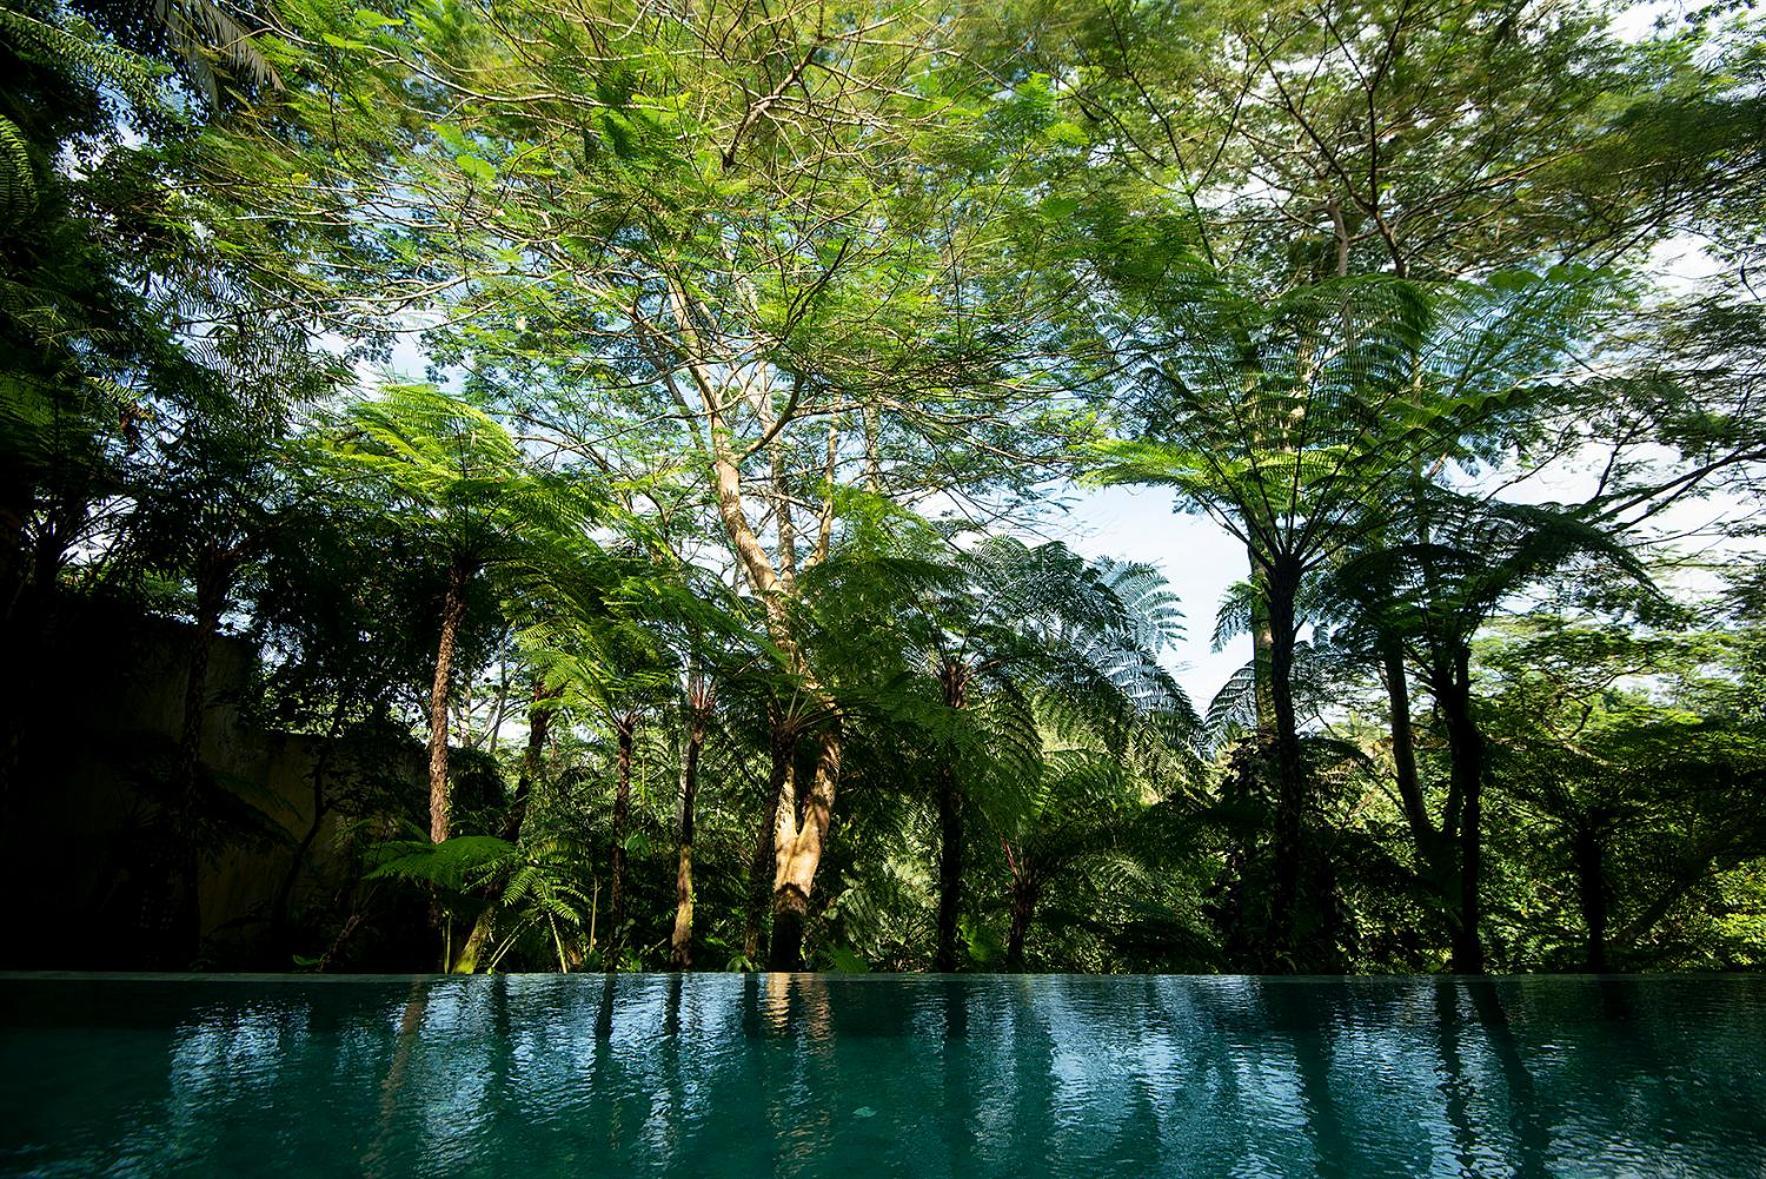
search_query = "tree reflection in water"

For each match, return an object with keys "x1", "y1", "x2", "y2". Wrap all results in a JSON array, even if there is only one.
[{"x1": 2, "y1": 974, "x2": 1763, "y2": 1175}]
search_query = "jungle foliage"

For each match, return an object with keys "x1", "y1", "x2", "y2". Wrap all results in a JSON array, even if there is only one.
[{"x1": 2, "y1": 0, "x2": 1765, "y2": 974}]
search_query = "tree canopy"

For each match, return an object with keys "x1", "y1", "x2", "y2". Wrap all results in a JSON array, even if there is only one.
[{"x1": 3, "y1": 0, "x2": 1765, "y2": 976}]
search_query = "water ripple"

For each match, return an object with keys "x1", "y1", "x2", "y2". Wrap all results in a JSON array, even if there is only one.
[{"x1": 2, "y1": 974, "x2": 1764, "y2": 1176}]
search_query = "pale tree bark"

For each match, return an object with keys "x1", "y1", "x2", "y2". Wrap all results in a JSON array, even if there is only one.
[
  {"x1": 862, "y1": 403, "x2": 882, "y2": 491},
  {"x1": 770, "y1": 721, "x2": 841, "y2": 971},
  {"x1": 743, "y1": 714, "x2": 794, "y2": 963},
  {"x1": 657, "y1": 271, "x2": 847, "y2": 972}
]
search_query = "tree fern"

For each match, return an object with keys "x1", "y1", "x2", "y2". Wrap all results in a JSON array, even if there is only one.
[
  {"x1": 149, "y1": 0, "x2": 282, "y2": 106},
  {"x1": 366, "y1": 835, "x2": 517, "y2": 893},
  {"x1": 0, "y1": 115, "x2": 35, "y2": 219},
  {"x1": 0, "y1": 3, "x2": 168, "y2": 112}
]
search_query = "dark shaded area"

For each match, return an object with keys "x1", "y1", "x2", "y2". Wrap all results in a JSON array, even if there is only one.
[{"x1": 0, "y1": 596, "x2": 428, "y2": 972}]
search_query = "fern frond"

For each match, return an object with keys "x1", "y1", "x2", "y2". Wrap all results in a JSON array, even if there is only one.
[
  {"x1": 0, "y1": 116, "x2": 36, "y2": 219},
  {"x1": 0, "y1": 6, "x2": 168, "y2": 111},
  {"x1": 366, "y1": 835, "x2": 517, "y2": 892}
]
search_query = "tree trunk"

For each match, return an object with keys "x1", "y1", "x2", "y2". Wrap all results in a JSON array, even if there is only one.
[
  {"x1": 504, "y1": 682, "x2": 556, "y2": 842},
  {"x1": 164, "y1": 569, "x2": 227, "y2": 965},
  {"x1": 449, "y1": 911, "x2": 495, "y2": 974},
  {"x1": 862, "y1": 403, "x2": 882, "y2": 492},
  {"x1": 442, "y1": 683, "x2": 557, "y2": 974},
  {"x1": 606, "y1": 710, "x2": 636, "y2": 965},
  {"x1": 1382, "y1": 640, "x2": 1433, "y2": 857},
  {"x1": 935, "y1": 763, "x2": 964, "y2": 972},
  {"x1": 178, "y1": 579, "x2": 226, "y2": 797},
  {"x1": 671, "y1": 699, "x2": 707, "y2": 970},
  {"x1": 1377, "y1": 638, "x2": 1448, "y2": 889},
  {"x1": 1249, "y1": 551, "x2": 1276, "y2": 731},
  {"x1": 769, "y1": 721, "x2": 841, "y2": 971},
  {"x1": 427, "y1": 559, "x2": 471, "y2": 845},
  {"x1": 1574, "y1": 819, "x2": 1609, "y2": 973},
  {"x1": 1264, "y1": 562, "x2": 1307, "y2": 971},
  {"x1": 1006, "y1": 868, "x2": 1039, "y2": 973},
  {"x1": 934, "y1": 662, "x2": 968, "y2": 973},
  {"x1": 1438, "y1": 650, "x2": 1487, "y2": 974},
  {"x1": 743, "y1": 715, "x2": 794, "y2": 964}
]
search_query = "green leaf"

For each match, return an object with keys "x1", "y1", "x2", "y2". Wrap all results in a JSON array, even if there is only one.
[
  {"x1": 824, "y1": 945, "x2": 870, "y2": 973},
  {"x1": 456, "y1": 154, "x2": 496, "y2": 184},
  {"x1": 1044, "y1": 121, "x2": 1088, "y2": 147}
]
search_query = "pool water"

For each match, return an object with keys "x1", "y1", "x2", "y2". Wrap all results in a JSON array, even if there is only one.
[{"x1": 3, "y1": 973, "x2": 1763, "y2": 1175}]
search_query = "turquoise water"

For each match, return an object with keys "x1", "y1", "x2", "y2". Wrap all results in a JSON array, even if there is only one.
[{"x1": 2, "y1": 974, "x2": 1764, "y2": 1176}]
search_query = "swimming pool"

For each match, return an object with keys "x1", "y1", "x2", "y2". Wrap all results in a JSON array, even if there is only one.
[{"x1": 3, "y1": 973, "x2": 1762, "y2": 1175}]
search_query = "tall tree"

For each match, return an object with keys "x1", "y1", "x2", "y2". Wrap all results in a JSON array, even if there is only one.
[
  {"x1": 1092, "y1": 257, "x2": 1610, "y2": 967},
  {"x1": 901, "y1": 537, "x2": 1190, "y2": 971},
  {"x1": 1323, "y1": 495, "x2": 1650, "y2": 971},
  {"x1": 318, "y1": 386, "x2": 598, "y2": 846}
]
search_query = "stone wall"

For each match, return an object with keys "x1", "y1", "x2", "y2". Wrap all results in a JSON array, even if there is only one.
[{"x1": 0, "y1": 598, "x2": 421, "y2": 969}]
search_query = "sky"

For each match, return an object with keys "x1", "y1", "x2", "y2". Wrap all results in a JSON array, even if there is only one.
[{"x1": 1031, "y1": 486, "x2": 1250, "y2": 714}]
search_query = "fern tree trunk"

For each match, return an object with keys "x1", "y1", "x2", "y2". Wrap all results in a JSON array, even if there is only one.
[
  {"x1": 1248, "y1": 549, "x2": 1277, "y2": 731},
  {"x1": 1381, "y1": 641, "x2": 1431, "y2": 852},
  {"x1": 504, "y1": 681, "x2": 557, "y2": 842},
  {"x1": 1436, "y1": 647, "x2": 1487, "y2": 974},
  {"x1": 160, "y1": 562, "x2": 227, "y2": 967},
  {"x1": 1264, "y1": 558, "x2": 1308, "y2": 972},
  {"x1": 1005, "y1": 853, "x2": 1040, "y2": 973},
  {"x1": 606, "y1": 709, "x2": 637, "y2": 967},
  {"x1": 451, "y1": 682, "x2": 557, "y2": 975},
  {"x1": 1382, "y1": 638, "x2": 1474, "y2": 966},
  {"x1": 1383, "y1": 639, "x2": 1460, "y2": 880},
  {"x1": 743, "y1": 713, "x2": 794, "y2": 965},
  {"x1": 934, "y1": 661, "x2": 969, "y2": 973},
  {"x1": 1574, "y1": 817, "x2": 1610, "y2": 973},
  {"x1": 769, "y1": 721, "x2": 841, "y2": 971},
  {"x1": 427, "y1": 559, "x2": 472, "y2": 845},
  {"x1": 670, "y1": 686, "x2": 709, "y2": 970}
]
